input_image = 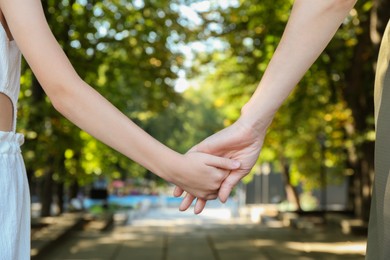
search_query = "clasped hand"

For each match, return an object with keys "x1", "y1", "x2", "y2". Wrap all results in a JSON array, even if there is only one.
[{"x1": 173, "y1": 117, "x2": 267, "y2": 214}]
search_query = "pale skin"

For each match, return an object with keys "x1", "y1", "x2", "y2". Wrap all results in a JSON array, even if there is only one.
[
  {"x1": 175, "y1": 0, "x2": 358, "y2": 214},
  {"x1": 0, "y1": 0, "x2": 241, "y2": 200}
]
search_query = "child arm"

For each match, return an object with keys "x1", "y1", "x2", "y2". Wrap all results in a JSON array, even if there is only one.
[{"x1": 0, "y1": 0, "x2": 240, "y2": 199}]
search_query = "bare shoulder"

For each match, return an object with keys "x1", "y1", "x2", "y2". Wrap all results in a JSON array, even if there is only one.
[
  {"x1": 0, "y1": 0, "x2": 80, "y2": 96},
  {"x1": 0, "y1": 7, "x2": 14, "y2": 41}
]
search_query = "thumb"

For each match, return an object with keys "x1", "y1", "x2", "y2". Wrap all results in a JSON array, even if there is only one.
[
  {"x1": 218, "y1": 173, "x2": 243, "y2": 203},
  {"x1": 207, "y1": 155, "x2": 241, "y2": 170}
]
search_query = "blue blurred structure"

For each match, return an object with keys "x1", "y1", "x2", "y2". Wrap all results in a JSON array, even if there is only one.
[
  {"x1": 84, "y1": 194, "x2": 238, "y2": 210},
  {"x1": 84, "y1": 195, "x2": 183, "y2": 209}
]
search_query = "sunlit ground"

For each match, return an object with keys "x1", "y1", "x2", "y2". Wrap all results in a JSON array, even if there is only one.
[
  {"x1": 37, "y1": 201, "x2": 367, "y2": 260},
  {"x1": 129, "y1": 206, "x2": 366, "y2": 256}
]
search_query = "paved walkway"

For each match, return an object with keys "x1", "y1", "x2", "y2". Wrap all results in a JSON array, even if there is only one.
[{"x1": 36, "y1": 207, "x2": 367, "y2": 260}]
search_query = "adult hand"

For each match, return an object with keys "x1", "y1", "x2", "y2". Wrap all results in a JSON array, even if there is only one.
[{"x1": 174, "y1": 117, "x2": 268, "y2": 214}]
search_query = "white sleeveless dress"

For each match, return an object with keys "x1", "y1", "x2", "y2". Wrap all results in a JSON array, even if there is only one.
[{"x1": 0, "y1": 23, "x2": 31, "y2": 260}]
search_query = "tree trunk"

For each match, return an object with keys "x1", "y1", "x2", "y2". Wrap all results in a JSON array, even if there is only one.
[
  {"x1": 339, "y1": 9, "x2": 368, "y2": 221},
  {"x1": 342, "y1": 2, "x2": 389, "y2": 221},
  {"x1": 370, "y1": 0, "x2": 390, "y2": 50},
  {"x1": 57, "y1": 181, "x2": 65, "y2": 215},
  {"x1": 40, "y1": 168, "x2": 54, "y2": 217},
  {"x1": 349, "y1": 143, "x2": 375, "y2": 221},
  {"x1": 280, "y1": 157, "x2": 302, "y2": 211},
  {"x1": 69, "y1": 180, "x2": 79, "y2": 202}
]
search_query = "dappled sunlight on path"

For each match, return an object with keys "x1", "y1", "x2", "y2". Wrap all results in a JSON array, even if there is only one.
[{"x1": 37, "y1": 206, "x2": 367, "y2": 260}]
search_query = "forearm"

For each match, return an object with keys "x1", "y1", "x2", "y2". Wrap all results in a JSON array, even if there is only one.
[
  {"x1": 2, "y1": 0, "x2": 242, "y2": 202},
  {"x1": 52, "y1": 79, "x2": 178, "y2": 182},
  {"x1": 241, "y1": 0, "x2": 356, "y2": 131}
]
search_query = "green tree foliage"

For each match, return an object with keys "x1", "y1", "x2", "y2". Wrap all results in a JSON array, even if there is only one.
[
  {"x1": 183, "y1": 0, "x2": 388, "y2": 218},
  {"x1": 16, "y1": 0, "x2": 388, "y2": 220},
  {"x1": 17, "y1": 0, "x2": 201, "y2": 216}
]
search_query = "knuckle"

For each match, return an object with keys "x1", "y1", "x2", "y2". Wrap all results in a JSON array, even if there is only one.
[
  {"x1": 211, "y1": 181, "x2": 220, "y2": 190},
  {"x1": 224, "y1": 179, "x2": 235, "y2": 190},
  {"x1": 222, "y1": 158, "x2": 230, "y2": 167},
  {"x1": 207, "y1": 194, "x2": 218, "y2": 200},
  {"x1": 199, "y1": 193, "x2": 208, "y2": 200}
]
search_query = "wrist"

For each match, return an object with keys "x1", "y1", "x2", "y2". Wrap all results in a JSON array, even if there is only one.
[
  {"x1": 153, "y1": 151, "x2": 183, "y2": 184},
  {"x1": 240, "y1": 101, "x2": 275, "y2": 134}
]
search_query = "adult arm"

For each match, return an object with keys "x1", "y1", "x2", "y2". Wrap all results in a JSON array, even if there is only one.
[{"x1": 177, "y1": 0, "x2": 357, "y2": 212}]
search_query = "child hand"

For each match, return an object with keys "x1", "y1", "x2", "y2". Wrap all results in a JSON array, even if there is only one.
[{"x1": 168, "y1": 152, "x2": 240, "y2": 202}]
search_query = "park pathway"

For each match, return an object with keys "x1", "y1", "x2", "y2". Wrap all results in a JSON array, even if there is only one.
[{"x1": 37, "y1": 206, "x2": 367, "y2": 260}]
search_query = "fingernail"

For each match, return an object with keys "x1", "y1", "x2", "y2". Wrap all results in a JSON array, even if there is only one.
[
  {"x1": 219, "y1": 197, "x2": 227, "y2": 203},
  {"x1": 233, "y1": 161, "x2": 240, "y2": 168}
]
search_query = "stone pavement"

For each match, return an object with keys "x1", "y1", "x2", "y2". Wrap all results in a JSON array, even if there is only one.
[
  {"x1": 36, "y1": 207, "x2": 367, "y2": 260},
  {"x1": 31, "y1": 213, "x2": 85, "y2": 258}
]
